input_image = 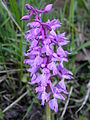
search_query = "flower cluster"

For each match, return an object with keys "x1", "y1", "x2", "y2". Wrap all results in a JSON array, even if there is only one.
[{"x1": 21, "y1": 4, "x2": 73, "y2": 112}]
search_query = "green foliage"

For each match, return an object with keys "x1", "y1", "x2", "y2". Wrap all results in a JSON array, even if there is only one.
[
  {"x1": 78, "y1": 115, "x2": 88, "y2": 120},
  {"x1": 59, "y1": 117, "x2": 63, "y2": 120},
  {"x1": 74, "y1": 41, "x2": 90, "y2": 53},
  {"x1": 9, "y1": 0, "x2": 21, "y2": 27},
  {"x1": 22, "y1": 101, "x2": 34, "y2": 120},
  {"x1": 77, "y1": 0, "x2": 90, "y2": 15},
  {"x1": 0, "y1": 109, "x2": 4, "y2": 120}
]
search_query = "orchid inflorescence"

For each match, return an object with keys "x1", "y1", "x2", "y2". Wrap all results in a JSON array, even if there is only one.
[{"x1": 21, "y1": 3, "x2": 73, "y2": 112}]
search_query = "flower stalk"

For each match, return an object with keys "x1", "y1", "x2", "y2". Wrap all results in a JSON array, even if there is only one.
[{"x1": 46, "y1": 103, "x2": 51, "y2": 120}]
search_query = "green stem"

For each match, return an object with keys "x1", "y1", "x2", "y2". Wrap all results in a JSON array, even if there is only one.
[
  {"x1": 52, "y1": 112, "x2": 55, "y2": 120},
  {"x1": 46, "y1": 103, "x2": 51, "y2": 120}
]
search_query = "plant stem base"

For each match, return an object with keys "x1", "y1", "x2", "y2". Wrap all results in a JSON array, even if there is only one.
[{"x1": 46, "y1": 103, "x2": 51, "y2": 120}]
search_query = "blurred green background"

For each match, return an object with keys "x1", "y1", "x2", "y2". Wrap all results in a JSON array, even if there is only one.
[{"x1": 0, "y1": 0, "x2": 90, "y2": 120}]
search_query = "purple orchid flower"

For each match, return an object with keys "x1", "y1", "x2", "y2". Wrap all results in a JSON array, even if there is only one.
[{"x1": 21, "y1": 3, "x2": 73, "y2": 112}]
